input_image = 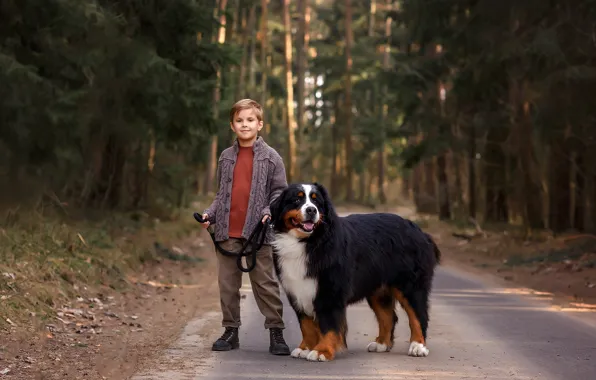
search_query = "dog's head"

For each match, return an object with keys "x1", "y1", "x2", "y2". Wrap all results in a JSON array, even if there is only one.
[{"x1": 270, "y1": 182, "x2": 335, "y2": 239}]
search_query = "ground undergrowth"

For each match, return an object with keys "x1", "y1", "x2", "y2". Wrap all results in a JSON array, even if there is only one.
[
  {"x1": 0, "y1": 205, "x2": 200, "y2": 332},
  {"x1": 0, "y1": 197, "x2": 219, "y2": 379}
]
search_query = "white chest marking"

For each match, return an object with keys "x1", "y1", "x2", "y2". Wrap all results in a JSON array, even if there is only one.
[{"x1": 272, "y1": 232, "x2": 318, "y2": 317}]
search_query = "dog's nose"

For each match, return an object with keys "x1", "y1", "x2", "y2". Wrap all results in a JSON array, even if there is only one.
[{"x1": 305, "y1": 206, "x2": 317, "y2": 216}]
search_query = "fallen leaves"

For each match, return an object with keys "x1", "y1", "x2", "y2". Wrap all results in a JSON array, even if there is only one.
[{"x1": 42, "y1": 292, "x2": 150, "y2": 345}]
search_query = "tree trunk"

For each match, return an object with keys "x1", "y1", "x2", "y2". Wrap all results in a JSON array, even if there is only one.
[
  {"x1": 224, "y1": 0, "x2": 239, "y2": 108},
  {"x1": 401, "y1": 174, "x2": 410, "y2": 200},
  {"x1": 484, "y1": 120, "x2": 509, "y2": 222},
  {"x1": 450, "y1": 123, "x2": 464, "y2": 214},
  {"x1": 508, "y1": 10, "x2": 542, "y2": 230},
  {"x1": 247, "y1": 4, "x2": 257, "y2": 94},
  {"x1": 468, "y1": 119, "x2": 477, "y2": 219},
  {"x1": 282, "y1": 0, "x2": 297, "y2": 182},
  {"x1": 412, "y1": 164, "x2": 423, "y2": 211},
  {"x1": 331, "y1": 93, "x2": 341, "y2": 195},
  {"x1": 548, "y1": 136, "x2": 571, "y2": 233},
  {"x1": 368, "y1": 0, "x2": 376, "y2": 36},
  {"x1": 236, "y1": 5, "x2": 254, "y2": 99},
  {"x1": 421, "y1": 159, "x2": 436, "y2": 214},
  {"x1": 131, "y1": 139, "x2": 146, "y2": 208},
  {"x1": 296, "y1": 0, "x2": 310, "y2": 146},
  {"x1": 94, "y1": 133, "x2": 126, "y2": 209},
  {"x1": 368, "y1": 158, "x2": 376, "y2": 204},
  {"x1": 146, "y1": 129, "x2": 155, "y2": 203},
  {"x1": 80, "y1": 126, "x2": 105, "y2": 205},
  {"x1": 377, "y1": 0, "x2": 390, "y2": 204},
  {"x1": 358, "y1": 173, "x2": 366, "y2": 204},
  {"x1": 583, "y1": 136, "x2": 596, "y2": 232},
  {"x1": 226, "y1": 0, "x2": 240, "y2": 44},
  {"x1": 518, "y1": 96, "x2": 544, "y2": 229},
  {"x1": 203, "y1": 0, "x2": 228, "y2": 196},
  {"x1": 436, "y1": 80, "x2": 450, "y2": 220},
  {"x1": 437, "y1": 152, "x2": 450, "y2": 220},
  {"x1": 343, "y1": 0, "x2": 354, "y2": 201},
  {"x1": 572, "y1": 150, "x2": 583, "y2": 230},
  {"x1": 259, "y1": 0, "x2": 269, "y2": 137}
]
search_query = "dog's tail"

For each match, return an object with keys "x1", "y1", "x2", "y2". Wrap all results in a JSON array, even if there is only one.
[{"x1": 425, "y1": 233, "x2": 442, "y2": 265}]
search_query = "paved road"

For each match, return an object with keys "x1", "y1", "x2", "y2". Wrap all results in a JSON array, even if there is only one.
[
  {"x1": 132, "y1": 208, "x2": 596, "y2": 380},
  {"x1": 132, "y1": 263, "x2": 596, "y2": 380}
]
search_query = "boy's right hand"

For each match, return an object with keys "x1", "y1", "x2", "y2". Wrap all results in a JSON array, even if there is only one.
[{"x1": 200, "y1": 213, "x2": 210, "y2": 228}]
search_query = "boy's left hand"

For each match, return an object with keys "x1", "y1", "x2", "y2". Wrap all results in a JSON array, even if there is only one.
[{"x1": 262, "y1": 215, "x2": 271, "y2": 223}]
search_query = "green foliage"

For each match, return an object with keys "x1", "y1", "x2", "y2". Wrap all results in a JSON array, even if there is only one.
[
  {"x1": 0, "y1": 0, "x2": 238, "y2": 209},
  {"x1": 387, "y1": 0, "x2": 596, "y2": 171}
]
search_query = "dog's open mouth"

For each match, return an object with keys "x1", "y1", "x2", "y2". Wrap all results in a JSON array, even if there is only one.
[{"x1": 291, "y1": 218, "x2": 315, "y2": 232}]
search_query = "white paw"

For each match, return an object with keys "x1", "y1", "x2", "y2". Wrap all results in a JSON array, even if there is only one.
[
  {"x1": 291, "y1": 347, "x2": 309, "y2": 358},
  {"x1": 366, "y1": 341, "x2": 389, "y2": 352},
  {"x1": 408, "y1": 341, "x2": 429, "y2": 357},
  {"x1": 299, "y1": 349, "x2": 312, "y2": 359},
  {"x1": 291, "y1": 347, "x2": 311, "y2": 359},
  {"x1": 306, "y1": 350, "x2": 328, "y2": 362}
]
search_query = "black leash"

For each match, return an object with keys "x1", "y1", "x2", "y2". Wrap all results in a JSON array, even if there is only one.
[{"x1": 193, "y1": 212, "x2": 270, "y2": 273}]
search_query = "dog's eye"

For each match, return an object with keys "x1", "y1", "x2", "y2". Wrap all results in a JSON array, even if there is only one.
[{"x1": 294, "y1": 198, "x2": 301, "y2": 204}]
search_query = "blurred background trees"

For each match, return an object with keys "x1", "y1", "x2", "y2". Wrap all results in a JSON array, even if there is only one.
[{"x1": 2, "y1": 0, "x2": 595, "y2": 235}]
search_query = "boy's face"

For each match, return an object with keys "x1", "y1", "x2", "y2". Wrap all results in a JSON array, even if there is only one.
[{"x1": 230, "y1": 108, "x2": 263, "y2": 144}]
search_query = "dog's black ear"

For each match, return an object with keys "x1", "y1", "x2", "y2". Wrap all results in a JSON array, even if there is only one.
[
  {"x1": 313, "y1": 182, "x2": 336, "y2": 217},
  {"x1": 269, "y1": 192, "x2": 284, "y2": 223},
  {"x1": 313, "y1": 182, "x2": 330, "y2": 201}
]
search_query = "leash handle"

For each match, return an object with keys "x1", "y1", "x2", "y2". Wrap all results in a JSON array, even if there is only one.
[
  {"x1": 193, "y1": 212, "x2": 208, "y2": 223},
  {"x1": 192, "y1": 212, "x2": 271, "y2": 273}
]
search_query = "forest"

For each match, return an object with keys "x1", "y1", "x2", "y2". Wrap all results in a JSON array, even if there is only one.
[{"x1": 2, "y1": 0, "x2": 596, "y2": 235}]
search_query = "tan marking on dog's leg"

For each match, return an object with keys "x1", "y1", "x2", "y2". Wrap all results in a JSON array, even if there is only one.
[
  {"x1": 393, "y1": 289, "x2": 424, "y2": 345},
  {"x1": 300, "y1": 317, "x2": 322, "y2": 349},
  {"x1": 367, "y1": 295, "x2": 394, "y2": 352},
  {"x1": 306, "y1": 331, "x2": 343, "y2": 362},
  {"x1": 292, "y1": 317, "x2": 322, "y2": 358}
]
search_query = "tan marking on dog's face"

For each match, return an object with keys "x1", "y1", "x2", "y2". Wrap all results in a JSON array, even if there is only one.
[
  {"x1": 283, "y1": 209, "x2": 303, "y2": 231},
  {"x1": 282, "y1": 208, "x2": 317, "y2": 238}
]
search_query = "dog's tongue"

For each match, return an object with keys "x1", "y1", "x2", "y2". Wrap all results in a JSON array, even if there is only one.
[{"x1": 302, "y1": 222, "x2": 315, "y2": 232}]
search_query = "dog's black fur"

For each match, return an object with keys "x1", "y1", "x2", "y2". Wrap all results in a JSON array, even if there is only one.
[{"x1": 269, "y1": 182, "x2": 441, "y2": 361}]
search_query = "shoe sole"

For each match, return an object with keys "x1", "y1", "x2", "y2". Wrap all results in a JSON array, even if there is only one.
[
  {"x1": 270, "y1": 348, "x2": 291, "y2": 356},
  {"x1": 212, "y1": 343, "x2": 239, "y2": 351}
]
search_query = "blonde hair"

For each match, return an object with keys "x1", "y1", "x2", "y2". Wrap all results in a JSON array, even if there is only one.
[{"x1": 229, "y1": 99, "x2": 264, "y2": 123}]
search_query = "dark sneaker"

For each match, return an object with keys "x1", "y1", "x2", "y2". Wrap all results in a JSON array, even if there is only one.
[
  {"x1": 269, "y1": 328, "x2": 290, "y2": 355},
  {"x1": 212, "y1": 327, "x2": 239, "y2": 351}
]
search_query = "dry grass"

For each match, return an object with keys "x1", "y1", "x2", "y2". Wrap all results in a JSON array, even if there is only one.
[{"x1": 0, "y1": 203, "x2": 203, "y2": 331}]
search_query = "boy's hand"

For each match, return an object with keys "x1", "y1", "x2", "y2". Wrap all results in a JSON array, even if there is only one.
[
  {"x1": 261, "y1": 214, "x2": 271, "y2": 224},
  {"x1": 200, "y1": 213, "x2": 210, "y2": 228}
]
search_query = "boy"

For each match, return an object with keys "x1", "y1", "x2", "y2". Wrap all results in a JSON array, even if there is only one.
[{"x1": 200, "y1": 99, "x2": 290, "y2": 355}]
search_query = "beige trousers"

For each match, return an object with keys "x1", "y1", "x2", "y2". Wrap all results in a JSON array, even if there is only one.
[{"x1": 216, "y1": 238, "x2": 285, "y2": 329}]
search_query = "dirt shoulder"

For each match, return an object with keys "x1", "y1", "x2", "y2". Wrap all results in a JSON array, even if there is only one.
[
  {"x1": 418, "y1": 214, "x2": 596, "y2": 310},
  {"x1": 0, "y1": 212, "x2": 220, "y2": 380}
]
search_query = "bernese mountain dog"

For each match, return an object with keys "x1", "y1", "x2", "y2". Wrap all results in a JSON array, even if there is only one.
[{"x1": 269, "y1": 182, "x2": 441, "y2": 362}]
